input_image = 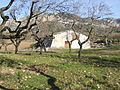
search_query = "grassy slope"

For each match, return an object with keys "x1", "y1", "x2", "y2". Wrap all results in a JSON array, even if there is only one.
[{"x1": 0, "y1": 45, "x2": 120, "y2": 90}]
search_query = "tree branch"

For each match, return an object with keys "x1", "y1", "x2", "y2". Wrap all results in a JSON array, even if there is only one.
[
  {"x1": 81, "y1": 27, "x2": 93, "y2": 44},
  {"x1": 20, "y1": 1, "x2": 38, "y2": 30},
  {"x1": 0, "y1": 0, "x2": 14, "y2": 27},
  {"x1": 32, "y1": 5, "x2": 50, "y2": 18}
]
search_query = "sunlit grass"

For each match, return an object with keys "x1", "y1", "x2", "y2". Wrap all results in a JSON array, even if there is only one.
[{"x1": 0, "y1": 45, "x2": 120, "y2": 89}]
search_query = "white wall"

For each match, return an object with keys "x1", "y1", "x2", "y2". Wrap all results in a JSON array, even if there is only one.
[{"x1": 50, "y1": 30, "x2": 91, "y2": 49}]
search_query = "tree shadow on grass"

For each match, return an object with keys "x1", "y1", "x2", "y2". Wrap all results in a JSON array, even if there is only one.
[
  {"x1": 45, "y1": 51, "x2": 78, "y2": 60},
  {"x1": 31, "y1": 50, "x2": 120, "y2": 68},
  {"x1": 82, "y1": 56, "x2": 120, "y2": 68},
  {"x1": 0, "y1": 85, "x2": 14, "y2": 90},
  {"x1": 39, "y1": 72, "x2": 61, "y2": 90},
  {"x1": 47, "y1": 50, "x2": 120, "y2": 68},
  {"x1": 45, "y1": 51, "x2": 57, "y2": 53},
  {"x1": 0, "y1": 59, "x2": 18, "y2": 67},
  {"x1": 18, "y1": 51, "x2": 57, "y2": 56},
  {"x1": 0, "y1": 51, "x2": 12, "y2": 54},
  {"x1": 28, "y1": 65, "x2": 61, "y2": 90},
  {"x1": 0, "y1": 57, "x2": 25, "y2": 67},
  {"x1": 46, "y1": 49, "x2": 120, "y2": 68}
]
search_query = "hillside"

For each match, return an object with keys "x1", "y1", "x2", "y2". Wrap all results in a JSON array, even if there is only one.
[
  {"x1": 0, "y1": 12, "x2": 120, "y2": 51},
  {"x1": 3, "y1": 12, "x2": 120, "y2": 35}
]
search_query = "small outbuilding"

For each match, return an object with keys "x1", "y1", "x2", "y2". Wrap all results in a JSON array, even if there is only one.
[{"x1": 50, "y1": 30, "x2": 91, "y2": 49}]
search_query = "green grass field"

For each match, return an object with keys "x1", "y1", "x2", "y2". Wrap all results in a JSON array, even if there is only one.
[{"x1": 0, "y1": 45, "x2": 120, "y2": 90}]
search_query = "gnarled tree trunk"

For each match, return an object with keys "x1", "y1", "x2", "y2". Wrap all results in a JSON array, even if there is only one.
[
  {"x1": 15, "y1": 44, "x2": 19, "y2": 54},
  {"x1": 78, "y1": 44, "x2": 82, "y2": 59}
]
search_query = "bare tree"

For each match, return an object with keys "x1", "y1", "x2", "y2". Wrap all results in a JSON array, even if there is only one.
[
  {"x1": 0, "y1": 0, "x2": 69, "y2": 54},
  {"x1": 94, "y1": 25, "x2": 119, "y2": 46},
  {"x1": 64, "y1": 18, "x2": 93, "y2": 59},
  {"x1": 0, "y1": 0, "x2": 14, "y2": 31},
  {"x1": 0, "y1": 1, "x2": 40, "y2": 54},
  {"x1": 0, "y1": 0, "x2": 15, "y2": 52},
  {"x1": 63, "y1": 1, "x2": 112, "y2": 59},
  {"x1": 31, "y1": 31, "x2": 54, "y2": 54}
]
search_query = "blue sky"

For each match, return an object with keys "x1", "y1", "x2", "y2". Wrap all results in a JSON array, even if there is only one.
[
  {"x1": 0, "y1": 0, "x2": 120, "y2": 19},
  {"x1": 102, "y1": 0, "x2": 120, "y2": 18}
]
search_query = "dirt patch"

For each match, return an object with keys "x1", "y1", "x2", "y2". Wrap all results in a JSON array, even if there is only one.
[{"x1": 0, "y1": 40, "x2": 35, "y2": 51}]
